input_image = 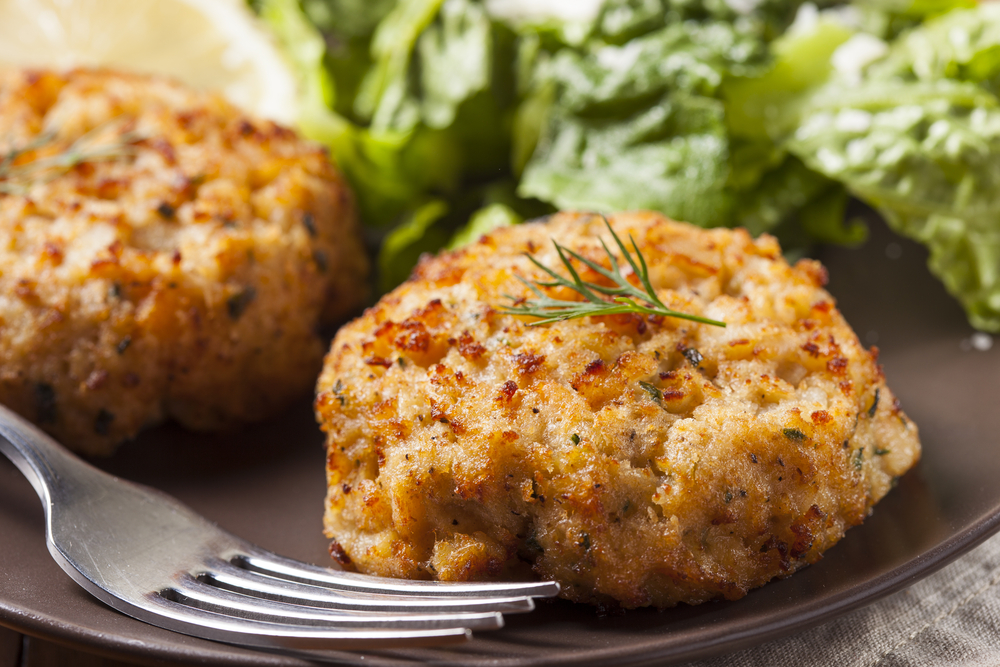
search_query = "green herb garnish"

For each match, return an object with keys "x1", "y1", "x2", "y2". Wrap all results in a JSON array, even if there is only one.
[
  {"x1": 0, "y1": 119, "x2": 144, "y2": 195},
  {"x1": 867, "y1": 388, "x2": 880, "y2": 418},
  {"x1": 638, "y1": 381, "x2": 663, "y2": 404},
  {"x1": 501, "y1": 220, "x2": 725, "y2": 328},
  {"x1": 783, "y1": 428, "x2": 806, "y2": 441}
]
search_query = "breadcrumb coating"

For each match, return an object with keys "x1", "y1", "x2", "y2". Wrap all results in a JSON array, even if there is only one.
[
  {"x1": 0, "y1": 68, "x2": 368, "y2": 455},
  {"x1": 316, "y1": 210, "x2": 919, "y2": 608}
]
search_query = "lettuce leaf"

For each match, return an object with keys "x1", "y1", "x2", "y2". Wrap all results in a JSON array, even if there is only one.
[
  {"x1": 517, "y1": 16, "x2": 754, "y2": 226},
  {"x1": 260, "y1": 0, "x2": 435, "y2": 225},
  {"x1": 517, "y1": 0, "x2": 831, "y2": 233},
  {"x1": 785, "y1": 4, "x2": 1000, "y2": 330},
  {"x1": 418, "y1": 0, "x2": 495, "y2": 128},
  {"x1": 447, "y1": 202, "x2": 522, "y2": 249},
  {"x1": 723, "y1": 14, "x2": 854, "y2": 141},
  {"x1": 868, "y1": 2, "x2": 1000, "y2": 92},
  {"x1": 520, "y1": 95, "x2": 735, "y2": 226},
  {"x1": 718, "y1": 12, "x2": 863, "y2": 248},
  {"x1": 261, "y1": 0, "x2": 514, "y2": 237},
  {"x1": 265, "y1": 0, "x2": 1000, "y2": 318},
  {"x1": 377, "y1": 199, "x2": 451, "y2": 291},
  {"x1": 299, "y1": 0, "x2": 395, "y2": 38},
  {"x1": 354, "y1": 0, "x2": 446, "y2": 131},
  {"x1": 850, "y1": 0, "x2": 976, "y2": 41}
]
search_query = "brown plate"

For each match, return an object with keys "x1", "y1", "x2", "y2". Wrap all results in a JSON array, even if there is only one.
[{"x1": 2, "y1": 213, "x2": 999, "y2": 667}]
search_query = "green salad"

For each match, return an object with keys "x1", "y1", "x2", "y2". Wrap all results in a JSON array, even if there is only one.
[{"x1": 256, "y1": 0, "x2": 1000, "y2": 332}]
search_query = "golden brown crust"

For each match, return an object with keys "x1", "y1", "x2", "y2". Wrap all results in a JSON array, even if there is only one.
[
  {"x1": 0, "y1": 67, "x2": 368, "y2": 455},
  {"x1": 316, "y1": 211, "x2": 920, "y2": 608}
]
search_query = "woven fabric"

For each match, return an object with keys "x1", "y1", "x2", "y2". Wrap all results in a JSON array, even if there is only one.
[{"x1": 685, "y1": 530, "x2": 1000, "y2": 667}]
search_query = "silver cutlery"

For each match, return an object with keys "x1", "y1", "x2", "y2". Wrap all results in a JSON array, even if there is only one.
[{"x1": 0, "y1": 403, "x2": 558, "y2": 651}]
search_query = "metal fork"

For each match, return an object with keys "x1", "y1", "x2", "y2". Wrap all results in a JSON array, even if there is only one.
[{"x1": 0, "y1": 403, "x2": 559, "y2": 651}]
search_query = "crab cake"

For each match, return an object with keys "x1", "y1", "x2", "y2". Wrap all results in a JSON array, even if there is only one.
[
  {"x1": 0, "y1": 68, "x2": 368, "y2": 456},
  {"x1": 315, "y1": 210, "x2": 920, "y2": 609}
]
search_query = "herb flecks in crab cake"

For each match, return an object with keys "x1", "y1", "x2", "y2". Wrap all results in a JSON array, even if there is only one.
[
  {"x1": 315, "y1": 210, "x2": 919, "y2": 608},
  {"x1": 0, "y1": 67, "x2": 368, "y2": 455}
]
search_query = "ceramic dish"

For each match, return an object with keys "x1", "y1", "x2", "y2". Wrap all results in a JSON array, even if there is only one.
[{"x1": 2, "y1": 213, "x2": 1000, "y2": 666}]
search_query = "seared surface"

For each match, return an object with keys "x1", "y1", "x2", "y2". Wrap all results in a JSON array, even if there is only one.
[
  {"x1": 316, "y1": 210, "x2": 920, "y2": 608},
  {"x1": 0, "y1": 68, "x2": 367, "y2": 455}
]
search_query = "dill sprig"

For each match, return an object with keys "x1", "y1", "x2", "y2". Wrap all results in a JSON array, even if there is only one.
[
  {"x1": 0, "y1": 118, "x2": 144, "y2": 195},
  {"x1": 502, "y1": 219, "x2": 726, "y2": 328}
]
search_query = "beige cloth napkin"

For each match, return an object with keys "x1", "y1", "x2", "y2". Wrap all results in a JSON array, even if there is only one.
[{"x1": 685, "y1": 530, "x2": 1000, "y2": 667}]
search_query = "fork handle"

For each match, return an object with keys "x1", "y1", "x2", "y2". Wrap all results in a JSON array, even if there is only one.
[{"x1": 0, "y1": 402, "x2": 96, "y2": 509}]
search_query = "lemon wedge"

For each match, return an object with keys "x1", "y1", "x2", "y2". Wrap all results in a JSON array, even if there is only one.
[{"x1": 0, "y1": 0, "x2": 298, "y2": 124}]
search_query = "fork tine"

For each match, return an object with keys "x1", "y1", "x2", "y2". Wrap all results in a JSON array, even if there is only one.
[
  {"x1": 164, "y1": 574, "x2": 505, "y2": 630},
  {"x1": 202, "y1": 560, "x2": 537, "y2": 614},
  {"x1": 144, "y1": 593, "x2": 475, "y2": 650},
  {"x1": 235, "y1": 551, "x2": 561, "y2": 599}
]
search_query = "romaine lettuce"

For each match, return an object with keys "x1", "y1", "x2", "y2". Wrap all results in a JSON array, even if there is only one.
[
  {"x1": 517, "y1": 0, "x2": 831, "y2": 237},
  {"x1": 447, "y1": 202, "x2": 522, "y2": 249},
  {"x1": 258, "y1": 0, "x2": 1000, "y2": 330},
  {"x1": 377, "y1": 199, "x2": 451, "y2": 292},
  {"x1": 786, "y1": 4, "x2": 1000, "y2": 330},
  {"x1": 262, "y1": 0, "x2": 514, "y2": 235}
]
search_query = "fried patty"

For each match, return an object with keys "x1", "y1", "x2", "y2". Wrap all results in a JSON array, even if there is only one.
[
  {"x1": 315, "y1": 210, "x2": 920, "y2": 608},
  {"x1": 0, "y1": 67, "x2": 368, "y2": 455}
]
